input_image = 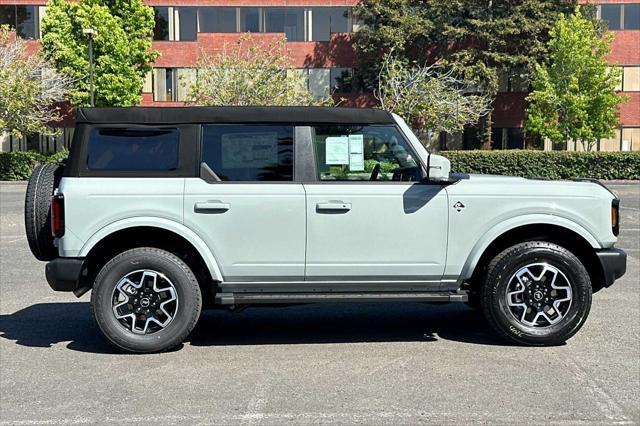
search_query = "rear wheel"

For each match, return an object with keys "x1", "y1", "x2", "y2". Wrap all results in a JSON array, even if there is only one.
[
  {"x1": 481, "y1": 241, "x2": 592, "y2": 346},
  {"x1": 91, "y1": 248, "x2": 202, "y2": 353},
  {"x1": 24, "y1": 163, "x2": 63, "y2": 261}
]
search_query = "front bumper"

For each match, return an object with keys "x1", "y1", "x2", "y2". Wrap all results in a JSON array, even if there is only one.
[
  {"x1": 45, "y1": 257, "x2": 84, "y2": 292},
  {"x1": 596, "y1": 248, "x2": 627, "y2": 288}
]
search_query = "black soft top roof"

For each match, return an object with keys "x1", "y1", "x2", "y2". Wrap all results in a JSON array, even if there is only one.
[{"x1": 75, "y1": 106, "x2": 395, "y2": 125}]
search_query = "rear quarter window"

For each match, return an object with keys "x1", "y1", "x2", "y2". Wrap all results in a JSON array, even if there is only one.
[
  {"x1": 87, "y1": 128, "x2": 180, "y2": 171},
  {"x1": 201, "y1": 124, "x2": 294, "y2": 181}
]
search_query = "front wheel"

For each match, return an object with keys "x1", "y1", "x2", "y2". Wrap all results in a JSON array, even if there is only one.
[
  {"x1": 481, "y1": 241, "x2": 592, "y2": 346},
  {"x1": 91, "y1": 248, "x2": 202, "y2": 353}
]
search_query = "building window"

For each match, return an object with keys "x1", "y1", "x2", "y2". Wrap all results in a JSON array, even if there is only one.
[
  {"x1": 329, "y1": 8, "x2": 351, "y2": 34},
  {"x1": 498, "y1": 69, "x2": 529, "y2": 93},
  {"x1": 598, "y1": 3, "x2": 640, "y2": 30},
  {"x1": 621, "y1": 128, "x2": 640, "y2": 151},
  {"x1": 264, "y1": 8, "x2": 305, "y2": 41},
  {"x1": 153, "y1": 68, "x2": 174, "y2": 102},
  {"x1": 177, "y1": 7, "x2": 197, "y2": 41},
  {"x1": 240, "y1": 8, "x2": 261, "y2": 32},
  {"x1": 153, "y1": 68, "x2": 196, "y2": 102},
  {"x1": 600, "y1": 4, "x2": 621, "y2": 30},
  {"x1": 330, "y1": 68, "x2": 353, "y2": 93},
  {"x1": 625, "y1": 4, "x2": 640, "y2": 30},
  {"x1": 622, "y1": 66, "x2": 640, "y2": 91},
  {"x1": 153, "y1": 7, "x2": 171, "y2": 40},
  {"x1": 0, "y1": 5, "x2": 39, "y2": 39},
  {"x1": 152, "y1": 6, "x2": 353, "y2": 41},
  {"x1": 311, "y1": 7, "x2": 352, "y2": 41},
  {"x1": 198, "y1": 7, "x2": 237, "y2": 33},
  {"x1": 491, "y1": 128, "x2": 526, "y2": 150}
]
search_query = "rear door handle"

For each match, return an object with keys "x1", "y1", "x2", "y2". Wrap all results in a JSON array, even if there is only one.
[
  {"x1": 194, "y1": 201, "x2": 230, "y2": 213},
  {"x1": 316, "y1": 202, "x2": 352, "y2": 213}
]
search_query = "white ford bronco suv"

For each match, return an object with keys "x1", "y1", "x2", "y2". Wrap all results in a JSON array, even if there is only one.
[{"x1": 25, "y1": 106, "x2": 627, "y2": 353}]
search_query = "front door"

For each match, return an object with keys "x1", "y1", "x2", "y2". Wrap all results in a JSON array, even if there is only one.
[
  {"x1": 304, "y1": 124, "x2": 448, "y2": 285},
  {"x1": 183, "y1": 124, "x2": 306, "y2": 282}
]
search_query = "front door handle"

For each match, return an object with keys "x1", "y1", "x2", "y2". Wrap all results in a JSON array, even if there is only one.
[
  {"x1": 316, "y1": 201, "x2": 352, "y2": 213},
  {"x1": 194, "y1": 200, "x2": 230, "y2": 214}
]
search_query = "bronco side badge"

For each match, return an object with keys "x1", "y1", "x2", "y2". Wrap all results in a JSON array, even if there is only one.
[{"x1": 453, "y1": 201, "x2": 465, "y2": 212}]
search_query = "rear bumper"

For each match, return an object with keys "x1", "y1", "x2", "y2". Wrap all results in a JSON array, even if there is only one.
[
  {"x1": 45, "y1": 257, "x2": 84, "y2": 292},
  {"x1": 596, "y1": 248, "x2": 627, "y2": 288}
]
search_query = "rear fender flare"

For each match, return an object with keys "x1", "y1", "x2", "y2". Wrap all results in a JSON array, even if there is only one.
[{"x1": 79, "y1": 217, "x2": 224, "y2": 282}]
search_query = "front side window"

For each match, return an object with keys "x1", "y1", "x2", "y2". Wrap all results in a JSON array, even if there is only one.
[
  {"x1": 202, "y1": 125, "x2": 294, "y2": 181},
  {"x1": 87, "y1": 128, "x2": 180, "y2": 171},
  {"x1": 314, "y1": 125, "x2": 421, "y2": 182}
]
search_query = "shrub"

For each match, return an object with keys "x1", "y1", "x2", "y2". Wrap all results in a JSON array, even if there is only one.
[
  {"x1": 1, "y1": 149, "x2": 638, "y2": 181},
  {"x1": 440, "y1": 150, "x2": 640, "y2": 180},
  {"x1": 0, "y1": 150, "x2": 68, "y2": 181}
]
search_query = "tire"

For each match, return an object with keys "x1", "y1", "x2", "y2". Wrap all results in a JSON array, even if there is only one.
[
  {"x1": 91, "y1": 247, "x2": 202, "y2": 353},
  {"x1": 24, "y1": 163, "x2": 64, "y2": 261},
  {"x1": 481, "y1": 241, "x2": 592, "y2": 346}
]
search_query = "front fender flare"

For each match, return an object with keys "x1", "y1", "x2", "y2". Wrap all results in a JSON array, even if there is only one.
[
  {"x1": 461, "y1": 214, "x2": 601, "y2": 281},
  {"x1": 79, "y1": 217, "x2": 224, "y2": 282}
]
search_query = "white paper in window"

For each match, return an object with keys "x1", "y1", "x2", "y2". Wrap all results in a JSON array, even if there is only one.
[
  {"x1": 348, "y1": 134, "x2": 364, "y2": 171},
  {"x1": 221, "y1": 133, "x2": 278, "y2": 168},
  {"x1": 325, "y1": 136, "x2": 349, "y2": 165}
]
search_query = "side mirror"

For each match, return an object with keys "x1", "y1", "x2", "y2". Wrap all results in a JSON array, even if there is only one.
[{"x1": 427, "y1": 154, "x2": 451, "y2": 181}]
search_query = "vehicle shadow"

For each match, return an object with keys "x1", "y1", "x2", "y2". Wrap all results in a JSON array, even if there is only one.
[
  {"x1": 0, "y1": 302, "x2": 509, "y2": 354},
  {"x1": 0, "y1": 302, "x2": 117, "y2": 354}
]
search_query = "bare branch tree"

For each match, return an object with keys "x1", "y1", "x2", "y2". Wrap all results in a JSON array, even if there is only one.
[
  {"x1": 0, "y1": 27, "x2": 72, "y2": 138},
  {"x1": 188, "y1": 35, "x2": 334, "y2": 107},
  {"x1": 375, "y1": 53, "x2": 491, "y2": 138}
]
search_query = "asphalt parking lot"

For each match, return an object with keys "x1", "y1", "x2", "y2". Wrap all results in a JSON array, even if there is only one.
[{"x1": 0, "y1": 181, "x2": 638, "y2": 425}]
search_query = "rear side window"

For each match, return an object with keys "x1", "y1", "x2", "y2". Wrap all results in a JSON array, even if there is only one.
[
  {"x1": 201, "y1": 125, "x2": 294, "y2": 181},
  {"x1": 87, "y1": 128, "x2": 180, "y2": 171}
]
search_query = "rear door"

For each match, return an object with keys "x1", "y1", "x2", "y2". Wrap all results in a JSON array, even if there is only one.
[
  {"x1": 183, "y1": 124, "x2": 306, "y2": 283},
  {"x1": 303, "y1": 124, "x2": 449, "y2": 286}
]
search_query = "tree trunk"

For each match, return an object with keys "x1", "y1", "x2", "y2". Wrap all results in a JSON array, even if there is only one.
[{"x1": 482, "y1": 110, "x2": 493, "y2": 150}]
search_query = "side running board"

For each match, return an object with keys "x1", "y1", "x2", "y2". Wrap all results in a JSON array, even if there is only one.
[{"x1": 215, "y1": 292, "x2": 468, "y2": 305}]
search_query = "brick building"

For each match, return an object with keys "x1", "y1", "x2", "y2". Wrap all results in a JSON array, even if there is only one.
[{"x1": 1, "y1": 0, "x2": 638, "y2": 152}]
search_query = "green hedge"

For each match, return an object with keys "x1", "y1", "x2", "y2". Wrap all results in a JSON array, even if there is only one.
[
  {"x1": 441, "y1": 150, "x2": 640, "y2": 180},
  {"x1": 1, "y1": 149, "x2": 639, "y2": 181},
  {"x1": 0, "y1": 150, "x2": 68, "y2": 181}
]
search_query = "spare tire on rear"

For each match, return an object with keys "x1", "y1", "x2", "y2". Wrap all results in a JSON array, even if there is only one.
[{"x1": 24, "y1": 163, "x2": 64, "y2": 261}]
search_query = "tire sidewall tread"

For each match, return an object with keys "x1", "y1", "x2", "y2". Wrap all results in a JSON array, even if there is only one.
[
  {"x1": 24, "y1": 163, "x2": 63, "y2": 261},
  {"x1": 91, "y1": 247, "x2": 202, "y2": 354},
  {"x1": 481, "y1": 241, "x2": 592, "y2": 346}
]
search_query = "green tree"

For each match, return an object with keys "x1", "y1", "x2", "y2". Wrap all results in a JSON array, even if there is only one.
[
  {"x1": 40, "y1": 0, "x2": 157, "y2": 107},
  {"x1": 353, "y1": 0, "x2": 582, "y2": 146},
  {"x1": 0, "y1": 27, "x2": 72, "y2": 137},
  {"x1": 525, "y1": 9, "x2": 626, "y2": 151},
  {"x1": 188, "y1": 35, "x2": 333, "y2": 106}
]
